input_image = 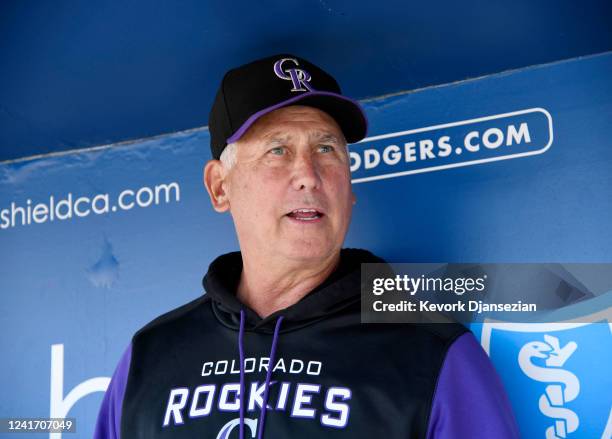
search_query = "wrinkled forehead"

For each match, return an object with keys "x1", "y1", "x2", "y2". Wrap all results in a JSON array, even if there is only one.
[
  {"x1": 240, "y1": 105, "x2": 346, "y2": 145},
  {"x1": 256, "y1": 129, "x2": 345, "y2": 146}
]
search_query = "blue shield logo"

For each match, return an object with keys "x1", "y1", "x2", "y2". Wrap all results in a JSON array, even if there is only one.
[{"x1": 477, "y1": 309, "x2": 611, "y2": 438}]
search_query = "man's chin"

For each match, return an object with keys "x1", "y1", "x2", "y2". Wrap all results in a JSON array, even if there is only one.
[{"x1": 279, "y1": 240, "x2": 338, "y2": 263}]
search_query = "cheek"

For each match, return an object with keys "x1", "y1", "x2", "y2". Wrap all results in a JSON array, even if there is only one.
[
  {"x1": 232, "y1": 170, "x2": 285, "y2": 218},
  {"x1": 322, "y1": 166, "x2": 353, "y2": 221},
  {"x1": 323, "y1": 165, "x2": 352, "y2": 197}
]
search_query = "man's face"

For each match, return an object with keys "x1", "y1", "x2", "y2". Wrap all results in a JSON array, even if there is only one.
[{"x1": 208, "y1": 105, "x2": 355, "y2": 263}]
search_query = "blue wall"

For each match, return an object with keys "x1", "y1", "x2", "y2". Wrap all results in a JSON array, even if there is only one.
[{"x1": 1, "y1": 0, "x2": 612, "y2": 162}]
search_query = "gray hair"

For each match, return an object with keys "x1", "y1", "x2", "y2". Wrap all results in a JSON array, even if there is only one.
[{"x1": 219, "y1": 142, "x2": 238, "y2": 170}]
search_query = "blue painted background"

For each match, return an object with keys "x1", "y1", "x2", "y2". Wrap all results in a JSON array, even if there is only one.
[{"x1": 2, "y1": 0, "x2": 612, "y2": 162}]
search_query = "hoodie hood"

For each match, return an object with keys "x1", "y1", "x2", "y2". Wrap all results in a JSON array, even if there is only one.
[{"x1": 202, "y1": 248, "x2": 386, "y2": 334}]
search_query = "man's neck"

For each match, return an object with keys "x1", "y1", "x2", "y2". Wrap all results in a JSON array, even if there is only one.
[{"x1": 236, "y1": 250, "x2": 341, "y2": 319}]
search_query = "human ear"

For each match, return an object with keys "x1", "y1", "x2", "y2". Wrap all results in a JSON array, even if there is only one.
[{"x1": 203, "y1": 160, "x2": 230, "y2": 213}]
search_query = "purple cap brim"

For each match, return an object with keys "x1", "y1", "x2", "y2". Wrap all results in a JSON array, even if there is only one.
[{"x1": 226, "y1": 91, "x2": 368, "y2": 144}]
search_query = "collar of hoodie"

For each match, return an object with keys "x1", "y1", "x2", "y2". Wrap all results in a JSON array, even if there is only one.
[{"x1": 202, "y1": 248, "x2": 386, "y2": 334}]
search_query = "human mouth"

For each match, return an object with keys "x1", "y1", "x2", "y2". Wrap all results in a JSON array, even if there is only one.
[{"x1": 285, "y1": 208, "x2": 325, "y2": 222}]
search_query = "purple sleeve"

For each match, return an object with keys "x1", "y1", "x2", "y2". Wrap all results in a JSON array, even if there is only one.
[
  {"x1": 426, "y1": 332, "x2": 520, "y2": 439},
  {"x1": 93, "y1": 343, "x2": 132, "y2": 439}
]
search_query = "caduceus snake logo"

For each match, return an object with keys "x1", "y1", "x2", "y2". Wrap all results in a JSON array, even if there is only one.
[{"x1": 518, "y1": 335, "x2": 580, "y2": 438}]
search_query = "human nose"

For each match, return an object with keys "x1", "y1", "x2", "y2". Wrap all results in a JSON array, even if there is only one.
[{"x1": 290, "y1": 152, "x2": 321, "y2": 191}]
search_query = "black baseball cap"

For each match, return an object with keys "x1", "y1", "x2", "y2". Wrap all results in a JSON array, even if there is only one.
[{"x1": 208, "y1": 53, "x2": 368, "y2": 160}]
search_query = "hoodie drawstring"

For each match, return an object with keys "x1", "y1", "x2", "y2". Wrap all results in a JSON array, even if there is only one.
[
  {"x1": 238, "y1": 309, "x2": 246, "y2": 439},
  {"x1": 238, "y1": 309, "x2": 284, "y2": 439}
]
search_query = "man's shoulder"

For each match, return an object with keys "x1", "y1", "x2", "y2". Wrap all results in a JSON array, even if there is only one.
[
  {"x1": 373, "y1": 320, "x2": 469, "y2": 345},
  {"x1": 410, "y1": 321, "x2": 470, "y2": 345},
  {"x1": 132, "y1": 294, "x2": 212, "y2": 343},
  {"x1": 356, "y1": 319, "x2": 470, "y2": 368}
]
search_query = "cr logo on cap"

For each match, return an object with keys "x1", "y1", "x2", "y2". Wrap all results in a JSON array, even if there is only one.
[{"x1": 273, "y1": 58, "x2": 314, "y2": 92}]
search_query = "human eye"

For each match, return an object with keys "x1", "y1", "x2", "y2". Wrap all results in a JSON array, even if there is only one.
[
  {"x1": 268, "y1": 146, "x2": 286, "y2": 156},
  {"x1": 318, "y1": 144, "x2": 335, "y2": 153}
]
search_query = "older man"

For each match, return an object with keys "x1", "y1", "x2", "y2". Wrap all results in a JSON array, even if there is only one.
[{"x1": 95, "y1": 54, "x2": 519, "y2": 438}]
